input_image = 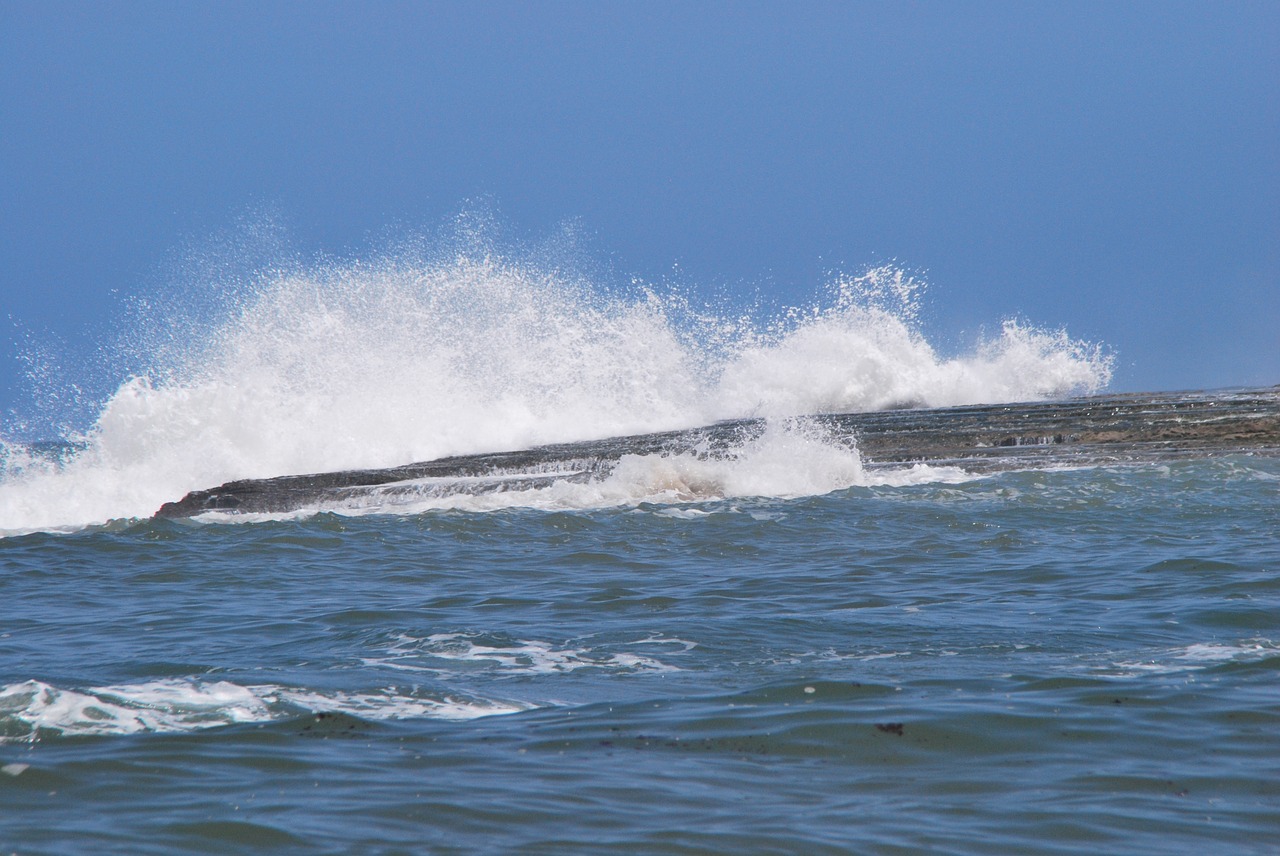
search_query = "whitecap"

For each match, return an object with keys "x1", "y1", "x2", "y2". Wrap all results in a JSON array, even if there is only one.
[{"x1": 0, "y1": 678, "x2": 531, "y2": 742}]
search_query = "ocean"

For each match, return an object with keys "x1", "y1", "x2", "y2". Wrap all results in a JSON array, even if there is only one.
[{"x1": 2, "y1": 249, "x2": 1277, "y2": 853}]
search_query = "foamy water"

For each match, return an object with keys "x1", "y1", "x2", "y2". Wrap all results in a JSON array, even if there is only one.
[
  {"x1": 278, "y1": 419, "x2": 976, "y2": 518},
  {"x1": 0, "y1": 678, "x2": 529, "y2": 742},
  {"x1": 365, "y1": 632, "x2": 690, "y2": 676},
  {"x1": 1, "y1": 245, "x2": 1111, "y2": 533}
]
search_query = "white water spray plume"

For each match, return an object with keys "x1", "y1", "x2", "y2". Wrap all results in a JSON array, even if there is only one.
[{"x1": 0, "y1": 228, "x2": 1112, "y2": 533}]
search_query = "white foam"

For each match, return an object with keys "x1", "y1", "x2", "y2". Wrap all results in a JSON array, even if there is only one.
[
  {"x1": 365, "y1": 632, "x2": 688, "y2": 676},
  {"x1": 306, "y1": 420, "x2": 975, "y2": 517},
  {"x1": 1099, "y1": 639, "x2": 1278, "y2": 677},
  {"x1": 1, "y1": 244, "x2": 1111, "y2": 533},
  {"x1": 0, "y1": 678, "x2": 530, "y2": 741}
]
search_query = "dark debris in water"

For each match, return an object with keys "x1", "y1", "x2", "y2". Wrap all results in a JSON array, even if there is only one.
[{"x1": 296, "y1": 711, "x2": 369, "y2": 739}]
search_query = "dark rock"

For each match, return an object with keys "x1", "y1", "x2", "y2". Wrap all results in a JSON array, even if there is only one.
[{"x1": 155, "y1": 386, "x2": 1280, "y2": 518}]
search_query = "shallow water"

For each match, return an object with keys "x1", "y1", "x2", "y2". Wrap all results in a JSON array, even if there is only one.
[{"x1": 3, "y1": 454, "x2": 1277, "y2": 854}]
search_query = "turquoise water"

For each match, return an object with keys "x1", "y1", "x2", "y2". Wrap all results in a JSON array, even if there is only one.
[{"x1": 3, "y1": 455, "x2": 1277, "y2": 854}]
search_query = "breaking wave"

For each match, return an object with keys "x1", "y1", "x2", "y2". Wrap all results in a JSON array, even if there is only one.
[{"x1": 1, "y1": 222, "x2": 1111, "y2": 533}]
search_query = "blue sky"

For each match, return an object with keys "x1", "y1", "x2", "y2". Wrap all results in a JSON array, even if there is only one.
[{"x1": 2, "y1": 1, "x2": 1277, "y2": 424}]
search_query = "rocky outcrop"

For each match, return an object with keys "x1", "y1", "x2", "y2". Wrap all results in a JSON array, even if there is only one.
[{"x1": 155, "y1": 386, "x2": 1280, "y2": 518}]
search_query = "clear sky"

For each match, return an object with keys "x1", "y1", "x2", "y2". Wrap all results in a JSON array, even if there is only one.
[{"x1": 2, "y1": 1, "x2": 1277, "y2": 423}]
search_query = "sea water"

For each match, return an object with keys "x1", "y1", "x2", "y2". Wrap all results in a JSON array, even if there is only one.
[{"x1": 1, "y1": 240, "x2": 1276, "y2": 854}]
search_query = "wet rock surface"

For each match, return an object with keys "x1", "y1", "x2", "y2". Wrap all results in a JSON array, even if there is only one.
[{"x1": 155, "y1": 386, "x2": 1280, "y2": 518}]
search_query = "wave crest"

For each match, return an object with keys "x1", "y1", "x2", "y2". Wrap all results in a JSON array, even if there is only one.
[{"x1": 1, "y1": 234, "x2": 1111, "y2": 532}]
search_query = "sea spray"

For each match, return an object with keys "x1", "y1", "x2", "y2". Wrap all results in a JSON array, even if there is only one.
[
  {"x1": 0, "y1": 234, "x2": 1111, "y2": 533},
  {"x1": 717, "y1": 268, "x2": 1110, "y2": 415}
]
